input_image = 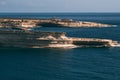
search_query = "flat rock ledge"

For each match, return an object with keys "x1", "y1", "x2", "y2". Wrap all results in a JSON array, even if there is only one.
[{"x1": 0, "y1": 18, "x2": 115, "y2": 29}]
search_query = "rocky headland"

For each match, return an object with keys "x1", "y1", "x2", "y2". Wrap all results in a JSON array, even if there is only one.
[
  {"x1": 0, "y1": 30, "x2": 119, "y2": 48},
  {"x1": 0, "y1": 18, "x2": 114, "y2": 30},
  {"x1": 0, "y1": 17, "x2": 119, "y2": 48}
]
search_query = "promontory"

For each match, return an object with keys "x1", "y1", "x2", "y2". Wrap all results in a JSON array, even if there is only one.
[{"x1": 0, "y1": 18, "x2": 113, "y2": 29}]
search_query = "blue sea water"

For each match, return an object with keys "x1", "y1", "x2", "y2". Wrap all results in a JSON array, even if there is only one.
[{"x1": 0, "y1": 13, "x2": 120, "y2": 80}]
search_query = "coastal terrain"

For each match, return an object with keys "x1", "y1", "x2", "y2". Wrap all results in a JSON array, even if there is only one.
[
  {"x1": 0, "y1": 17, "x2": 119, "y2": 48},
  {"x1": 0, "y1": 18, "x2": 113, "y2": 29},
  {"x1": 0, "y1": 30, "x2": 119, "y2": 48}
]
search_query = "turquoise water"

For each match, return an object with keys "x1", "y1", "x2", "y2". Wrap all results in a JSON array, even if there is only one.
[{"x1": 0, "y1": 13, "x2": 120, "y2": 80}]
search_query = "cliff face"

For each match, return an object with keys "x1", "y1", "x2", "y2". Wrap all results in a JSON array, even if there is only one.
[{"x1": 0, "y1": 18, "x2": 112, "y2": 29}]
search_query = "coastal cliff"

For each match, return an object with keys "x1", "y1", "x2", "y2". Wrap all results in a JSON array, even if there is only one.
[{"x1": 0, "y1": 18, "x2": 113, "y2": 29}]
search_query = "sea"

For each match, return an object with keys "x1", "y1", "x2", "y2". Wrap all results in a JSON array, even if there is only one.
[{"x1": 0, "y1": 13, "x2": 120, "y2": 80}]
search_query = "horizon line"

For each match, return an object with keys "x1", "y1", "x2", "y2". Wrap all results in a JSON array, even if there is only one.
[{"x1": 0, "y1": 12, "x2": 120, "y2": 13}]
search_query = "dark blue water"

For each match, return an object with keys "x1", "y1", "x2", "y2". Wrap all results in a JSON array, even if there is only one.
[{"x1": 0, "y1": 13, "x2": 120, "y2": 80}]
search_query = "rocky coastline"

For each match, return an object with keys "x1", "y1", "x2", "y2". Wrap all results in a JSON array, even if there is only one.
[
  {"x1": 0, "y1": 18, "x2": 113, "y2": 29},
  {"x1": 0, "y1": 18, "x2": 118, "y2": 48},
  {"x1": 0, "y1": 30, "x2": 119, "y2": 48}
]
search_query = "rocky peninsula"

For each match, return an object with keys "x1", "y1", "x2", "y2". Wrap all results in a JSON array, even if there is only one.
[
  {"x1": 0, "y1": 17, "x2": 119, "y2": 48},
  {"x1": 0, "y1": 30, "x2": 119, "y2": 48},
  {"x1": 0, "y1": 18, "x2": 113, "y2": 29}
]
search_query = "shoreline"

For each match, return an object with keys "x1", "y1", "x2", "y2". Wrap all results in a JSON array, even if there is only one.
[
  {"x1": 0, "y1": 17, "x2": 113, "y2": 29},
  {"x1": 0, "y1": 30, "x2": 119, "y2": 48}
]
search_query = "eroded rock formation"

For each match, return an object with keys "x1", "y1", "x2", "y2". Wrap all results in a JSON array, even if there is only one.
[
  {"x1": 0, "y1": 30, "x2": 118, "y2": 48},
  {"x1": 0, "y1": 18, "x2": 113, "y2": 29}
]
